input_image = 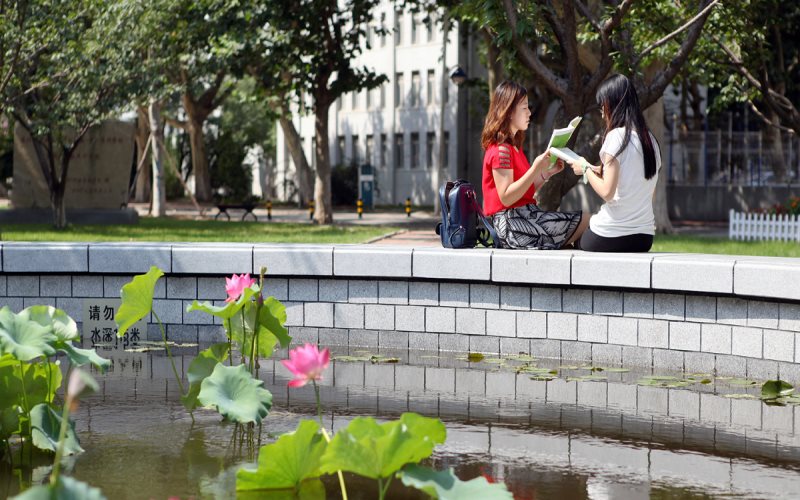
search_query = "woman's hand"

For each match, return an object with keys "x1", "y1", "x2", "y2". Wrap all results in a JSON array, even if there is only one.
[
  {"x1": 531, "y1": 149, "x2": 552, "y2": 171},
  {"x1": 566, "y1": 156, "x2": 587, "y2": 176}
]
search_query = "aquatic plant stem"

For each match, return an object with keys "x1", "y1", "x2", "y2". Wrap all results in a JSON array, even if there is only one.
[
  {"x1": 49, "y1": 395, "x2": 72, "y2": 486},
  {"x1": 320, "y1": 427, "x2": 348, "y2": 500},
  {"x1": 312, "y1": 380, "x2": 323, "y2": 428},
  {"x1": 225, "y1": 318, "x2": 232, "y2": 366},
  {"x1": 153, "y1": 311, "x2": 185, "y2": 395},
  {"x1": 17, "y1": 361, "x2": 30, "y2": 414}
]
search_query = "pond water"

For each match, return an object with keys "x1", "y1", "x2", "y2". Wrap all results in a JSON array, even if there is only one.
[{"x1": 4, "y1": 341, "x2": 800, "y2": 499}]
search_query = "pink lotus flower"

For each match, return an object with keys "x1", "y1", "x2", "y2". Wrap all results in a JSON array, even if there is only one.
[
  {"x1": 225, "y1": 273, "x2": 256, "y2": 302},
  {"x1": 281, "y1": 343, "x2": 330, "y2": 388}
]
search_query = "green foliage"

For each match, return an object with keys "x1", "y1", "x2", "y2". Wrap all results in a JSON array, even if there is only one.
[
  {"x1": 116, "y1": 266, "x2": 164, "y2": 336},
  {"x1": 12, "y1": 476, "x2": 107, "y2": 500},
  {"x1": 197, "y1": 363, "x2": 273, "y2": 424},
  {"x1": 762, "y1": 380, "x2": 794, "y2": 400},
  {"x1": 228, "y1": 297, "x2": 291, "y2": 359},
  {"x1": 29, "y1": 403, "x2": 83, "y2": 455},
  {"x1": 182, "y1": 342, "x2": 230, "y2": 412},
  {"x1": 318, "y1": 413, "x2": 446, "y2": 480},
  {"x1": 0, "y1": 307, "x2": 56, "y2": 362},
  {"x1": 236, "y1": 420, "x2": 326, "y2": 492},
  {"x1": 398, "y1": 464, "x2": 513, "y2": 499},
  {"x1": 331, "y1": 162, "x2": 359, "y2": 206}
]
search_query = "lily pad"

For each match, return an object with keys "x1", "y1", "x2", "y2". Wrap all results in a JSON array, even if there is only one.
[
  {"x1": 319, "y1": 413, "x2": 446, "y2": 480},
  {"x1": 29, "y1": 403, "x2": 83, "y2": 455},
  {"x1": 761, "y1": 380, "x2": 794, "y2": 399},
  {"x1": 186, "y1": 285, "x2": 261, "y2": 321},
  {"x1": 59, "y1": 343, "x2": 111, "y2": 372},
  {"x1": 529, "y1": 376, "x2": 554, "y2": 381},
  {"x1": 0, "y1": 307, "x2": 56, "y2": 361},
  {"x1": 603, "y1": 368, "x2": 630, "y2": 373},
  {"x1": 116, "y1": 266, "x2": 163, "y2": 336},
  {"x1": 20, "y1": 305, "x2": 80, "y2": 343},
  {"x1": 722, "y1": 393, "x2": 758, "y2": 399},
  {"x1": 236, "y1": 420, "x2": 326, "y2": 492},
  {"x1": 398, "y1": 464, "x2": 513, "y2": 499},
  {"x1": 370, "y1": 355, "x2": 399, "y2": 364},
  {"x1": 182, "y1": 343, "x2": 230, "y2": 412},
  {"x1": 198, "y1": 364, "x2": 273, "y2": 424},
  {"x1": 332, "y1": 355, "x2": 371, "y2": 362},
  {"x1": 12, "y1": 476, "x2": 107, "y2": 500},
  {"x1": 466, "y1": 353, "x2": 485, "y2": 362}
]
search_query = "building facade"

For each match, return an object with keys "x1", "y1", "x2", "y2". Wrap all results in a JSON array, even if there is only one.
[{"x1": 274, "y1": 3, "x2": 485, "y2": 206}]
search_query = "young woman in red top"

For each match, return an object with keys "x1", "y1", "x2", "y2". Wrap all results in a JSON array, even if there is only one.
[{"x1": 482, "y1": 81, "x2": 589, "y2": 249}]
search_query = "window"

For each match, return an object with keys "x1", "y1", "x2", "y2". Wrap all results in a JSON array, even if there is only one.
[
  {"x1": 336, "y1": 96, "x2": 342, "y2": 112},
  {"x1": 395, "y1": 133, "x2": 404, "y2": 169},
  {"x1": 411, "y1": 71, "x2": 421, "y2": 107},
  {"x1": 395, "y1": 73, "x2": 404, "y2": 108},
  {"x1": 426, "y1": 14, "x2": 435, "y2": 42},
  {"x1": 366, "y1": 135, "x2": 374, "y2": 166},
  {"x1": 380, "y1": 84, "x2": 386, "y2": 108},
  {"x1": 380, "y1": 13, "x2": 387, "y2": 47},
  {"x1": 426, "y1": 132, "x2": 435, "y2": 169},
  {"x1": 380, "y1": 134, "x2": 388, "y2": 168},
  {"x1": 351, "y1": 91, "x2": 358, "y2": 109},
  {"x1": 410, "y1": 133, "x2": 420, "y2": 169},
  {"x1": 352, "y1": 135, "x2": 360, "y2": 164},
  {"x1": 366, "y1": 23, "x2": 373, "y2": 47},
  {"x1": 426, "y1": 70, "x2": 435, "y2": 106},
  {"x1": 410, "y1": 14, "x2": 417, "y2": 44},
  {"x1": 366, "y1": 87, "x2": 372, "y2": 109},
  {"x1": 394, "y1": 11, "x2": 402, "y2": 45},
  {"x1": 337, "y1": 136, "x2": 345, "y2": 165}
]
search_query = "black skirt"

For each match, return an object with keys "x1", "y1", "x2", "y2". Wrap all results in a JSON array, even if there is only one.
[{"x1": 492, "y1": 203, "x2": 582, "y2": 250}]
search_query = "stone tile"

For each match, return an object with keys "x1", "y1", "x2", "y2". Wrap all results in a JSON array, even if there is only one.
[
  {"x1": 0, "y1": 276, "x2": 6, "y2": 296},
  {"x1": 197, "y1": 277, "x2": 228, "y2": 300},
  {"x1": 348, "y1": 280, "x2": 378, "y2": 304},
  {"x1": 779, "y1": 303, "x2": 800, "y2": 332},
  {"x1": 700, "y1": 393, "x2": 730, "y2": 425},
  {"x1": 166, "y1": 277, "x2": 196, "y2": 299},
  {"x1": 88, "y1": 243, "x2": 171, "y2": 273},
  {"x1": 715, "y1": 355, "x2": 746, "y2": 377},
  {"x1": 425, "y1": 307, "x2": 455, "y2": 333},
  {"x1": 730, "y1": 399, "x2": 762, "y2": 429},
  {"x1": 318, "y1": 328, "x2": 348, "y2": 346},
  {"x1": 531, "y1": 287, "x2": 561, "y2": 312},
  {"x1": 4, "y1": 243, "x2": 88, "y2": 272},
  {"x1": 438, "y1": 333, "x2": 470, "y2": 352},
  {"x1": 748, "y1": 300, "x2": 780, "y2": 329},
  {"x1": 283, "y1": 301, "x2": 304, "y2": 327},
  {"x1": 608, "y1": 317, "x2": 638, "y2": 346},
  {"x1": 55, "y1": 297, "x2": 83, "y2": 320},
  {"x1": 288, "y1": 327, "x2": 319, "y2": 346},
  {"x1": 701, "y1": 324, "x2": 732, "y2": 354},
  {"x1": 622, "y1": 346, "x2": 652, "y2": 368},
  {"x1": 607, "y1": 383, "x2": 637, "y2": 411},
  {"x1": 363, "y1": 363, "x2": 394, "y2": 389},
  {"x1": 593, "y1": 290, "x2": 623, "y2": 316},
  {"x1": 7, "y1": 276, "x2": 39, "y2": 297},
  {"x1": 334, "y1": 247, "x2": 411, "y2": 278},
  {"x1": 669, "y1": 322, "x2": 700, "y2": 351},
  {"x1": 654, "y1": 293, "x2": 684, "y2": 321},
  {"x1": 731, "y1": 326, "x2": 763, "y2": 358},
  {"x1": 637, "y1": 385, "x2": 668, "y2": 416},
  {"x1": 492, "y1": 251, "x2": 571, "y2": 285},
  {"x1": 3, "y1": 296, "x2": 25, "y2": 312},
  {"x1": 378, "y1": 280, "x2": 408, "y2": 305},
  {"x1": 408, "y1": 331, "x2": 439, "y2": 350},
  {"x1": 716, "y1": 297, "x2": 748, "y2": 326},
  {"x1": 365, "y1": 304, "x2": 394, "y2": 331},
  {"x1": 262, "y1": 278, "x2": 289, "y2": 301},
  {"x1": 378, "y1": 330, "x2": 408, "y2": 349},
  {"x1": 25, "y1": 297, "x2": 55, "y2": 308},
  {"x1": 563, "y1": 289, "x2": 592, "y2": 314},
  {"x1": 685, "y1": 295, "x2": 716, "y2": 323},
  {"x1": 289, "y1": 278, "x2": 318, "y2": 301},
  {"x1": 334, "y1": 362, "x2": 365, "y2": 387},
  {"x1": 547, "y1": 379, "x2": 577, "y2": 405},
  {"x1": 561, "y1": 341, "x2": 591, "y2": 362},
  {"x1": 439, "y1": 283, "x2": 469, "y2": 308},
  {"x1": 486, "y1": 371, "x2": 516, "y2": 397},
  {"x1": 305, "y1": 303, "x2": 334, "y2": 328},
  {"x1": 456, "y1": 308, "x2": 485, "y2": 335},
  {"x1": 500, "y1": 338, "x2": 531, "y2": 355},
  {"x1": 182, "y1": 300, "x2": 214, "y2": 325},
  {"x1": 72, "y1": 276, "x2": 103, "y2": 297},
  {"x1": 348, "y1": 329, "x2": 378, "y2": 348},
  {"x1": 39, "y1": 276, "x2": 71, "y2": 297},
  {"x1": 500, "y1": 286, "x2": 530, "y2": 311},
  {"x1": 408, "y1": 282, "x2": 438, "y2": 306},
  {"x1": 395, "y1": 365, "x2": 425, "y2": 391},
  {"x1": 638, "y1": 319, "x2": 668, "y2": 348},
  {"x1": 395, "y1": 306, "x2": 425, "y2": 332},
  {"x1": 763, "y1": 329, "x2": 794, "y2": 362},
  {"x1": 734, "y1": 258, "x2": 800, "y2": 301},
  {"x1": 530, "y1": 339, "x2": 562, "y2": 359},
  {"x1": 572, "y1": 253, "x2": 652, "y2": 288},
  {"x1": 779, "y1": 362, "x2": 800, "y2": 385},
  {"x1": 334, "y1": 304, "x2": 364, "y2": 329},
  {"x1": 253, "y1": 245, "x2": 332, "y2": 276},
  {"x1": 486, "y1": 310, "x2": 516, "y2": 337},
  {"x1": 198, "y1": 325, "x2": 227, "y2": 343},
  {"x1": 578, "y1": 315, "x2": 607, "y2": 343},
  {"x1": 517, "y1": 311, "x2": 547, "y2": 338},
  {"x1": 653, "y1": 349, "x2": 683, "y2": 371},
  {"x1": 425, "y1": 367, "x2": 456, "y2": 393},
  {"x1": 167, "y1": 324, "x2": 198, "y2": 342},
  {"x1": 684, "y1": 352, "x2": 716, "y2": 373},
  {"x1": 668, "y1": 389, "x2": 700, "y2": 420},
  {"x1": 103, "y1": 275, "x2": 135, "y2": 298},
  {"x1": 746, "y1": 358, "x2": 778, "y2": 380},
  {"x1": 547, "y1": 312, "x2": 577, "y2": 340},
  {"x1": 592, "y1": 344, "x2": 622, "y2": 365},
  {"x1": 469, "y1": 336, "x2": 500, "y2": 354},
  {"x1": 173, "y1": 243, "x2": 251, "y2": 275},
  {"x1": 470, "y1": 284, "x2": 499, "y2": 309},
  {"x1": 455, "y1": 369, "x2": 486, "y2": 394},
  {"x1": 152, "y1": 299, "x2": 182, "y2": 324},
  {"x1": 762, "y1": 404, "x2": 794, "y2": 434},
  {"x1": 319, "y1": 279, "x2": 348, "y2": 302},
  {"x1": 413, "y1": 248, "x2": 491, "y2": 281},
  {"x1": 623, "y1": 293, "x2": 653, "y2": 318},
  {"x1": 652, "y1": 254, "x2": 734, "y2": 294}
]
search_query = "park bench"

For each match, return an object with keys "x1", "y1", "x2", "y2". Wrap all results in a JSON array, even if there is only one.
[{"x1": 214, "y1": 202, "x2": 259, "y2": 221}]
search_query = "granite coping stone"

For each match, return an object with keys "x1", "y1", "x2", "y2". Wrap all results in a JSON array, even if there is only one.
[{"x1": 4, "y1": 243, "x2": 800, "y2": 303}]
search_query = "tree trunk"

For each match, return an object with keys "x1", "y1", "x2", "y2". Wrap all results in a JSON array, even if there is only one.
[
  {"x1": 535, "y1": 98, "x2": 584, "y2": 210},
  {"x1": 182, "y1": 93, "x2": 213, "y2": 202},
  {"x1": 134, "y1": 105, "x2": 151, "y2": 203},
  {"x1": 51, "y1": 177, "x2": 67, "y2": 229},
  {"x1": 766, "y1": 107, "x2": 786, "y2": 182},
  {"x1": 645, "y1": 96, "x2": 674, "y2": 234},
  {"x1": 434, "y1": 13, "x2": 451, "y2": 217},
  {"x1": 482, "y1": 28, "x2": 504, "y2": 95},
  {"x1": 278, "y1": 115, "x2": 314, "y2": 204},
  {"x1": 149, "y1": 100, "x2": 167, "y2": 217},
  {"x1": 313, "y1": 104, "x2": 333, "y2": 224}
]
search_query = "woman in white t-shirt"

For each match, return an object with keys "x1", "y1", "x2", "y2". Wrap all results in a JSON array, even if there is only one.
[{"x1": 565, "y1": 74, "x2": 661, "y2": 252}]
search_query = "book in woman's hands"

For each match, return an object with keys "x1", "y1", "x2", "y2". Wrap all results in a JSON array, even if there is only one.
[
  {"x1": 546, "y1": 116, "x2": 582, "y2": 165},
  {"x1": 549, "y1": 146, "x2": 582, "y2": 164}
]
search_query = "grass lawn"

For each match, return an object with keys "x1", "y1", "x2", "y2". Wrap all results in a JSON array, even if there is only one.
[
  {"x1": 0, "y1": 218, "x2": 401, "y2": 244},
  {"x1": 653, "y1": 235, "x2": 800, "y2": 257}
]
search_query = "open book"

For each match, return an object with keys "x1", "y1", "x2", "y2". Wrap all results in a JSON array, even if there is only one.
[{"x1": 546, "y1": 116, "x2": 582, "y2": 167}]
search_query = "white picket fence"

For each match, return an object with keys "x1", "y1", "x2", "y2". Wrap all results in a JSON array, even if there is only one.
[{"x1": 729, "y1": 209, "x2": 800, "y2": 241}]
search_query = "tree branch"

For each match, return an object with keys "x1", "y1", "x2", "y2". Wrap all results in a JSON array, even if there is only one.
[{"x1": 633, "y1": 0, "x2": 721, "y2": 67}]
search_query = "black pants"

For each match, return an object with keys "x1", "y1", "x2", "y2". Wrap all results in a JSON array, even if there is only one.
[{"x1": 580, "y1": 227, "x2": 653, "y2": 252}]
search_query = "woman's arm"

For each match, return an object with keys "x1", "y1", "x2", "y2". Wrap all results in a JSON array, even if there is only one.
[
  {"x1": 568, "y1": 153, "x2": 620, "y2": 202},
  {"x1": 492, "y1": 146, "x2": 563, "y2": 207}
]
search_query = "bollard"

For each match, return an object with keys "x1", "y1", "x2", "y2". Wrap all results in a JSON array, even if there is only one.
[
  {"x1": 308, "y1": 200, "x2": 315, "y2": 220},
  {"x1": 266, "y1": 200, "x2": 272, "y2": 220},
  {"x1": 405, "y1": 197, "x2": 412, "y2": 217},
  {"x1": 357, "y1": 198, "x2": 363, "y2": 219}
]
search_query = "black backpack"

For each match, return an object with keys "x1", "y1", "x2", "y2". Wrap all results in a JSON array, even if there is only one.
[{"x1": 435, "y1": 180, "x2": 499, "y2": 248}]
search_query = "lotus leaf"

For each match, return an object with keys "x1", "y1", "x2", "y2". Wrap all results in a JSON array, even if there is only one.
[
  {"x1": 237, "y1": 420, "x2": 326, "y2": 492},
  {"x1": 398, "y1": 464, "x2": 513, "y2": 499},
  {"x1": 116, "y1": 266, "x2": 163, "y2": 336},
  {"x1": 198, "y1": 364, "x2": 273, "y2": 424}
]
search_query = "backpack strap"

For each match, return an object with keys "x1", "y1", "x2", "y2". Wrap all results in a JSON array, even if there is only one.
[{"x1": 467, "y1": 191, "x2": 500, "y2": 248}]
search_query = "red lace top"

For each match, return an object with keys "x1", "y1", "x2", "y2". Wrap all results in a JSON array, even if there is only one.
[{"x1": 482, "y1": 143, "x2": 537, "y2": 216}]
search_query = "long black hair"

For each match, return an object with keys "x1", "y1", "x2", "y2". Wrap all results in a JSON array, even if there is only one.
[{"x1": 596, "y1": 74, "x2": 658, "y2": 180}]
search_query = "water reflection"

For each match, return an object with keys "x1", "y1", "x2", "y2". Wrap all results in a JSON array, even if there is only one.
[{"x1": 3, "y1": 342, "x2": 800, "y2": 499}]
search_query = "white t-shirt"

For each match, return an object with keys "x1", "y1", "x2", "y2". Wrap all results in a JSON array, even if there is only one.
[{"x1": 589, "y1": 127, "x2": 661, "y2": 237}]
